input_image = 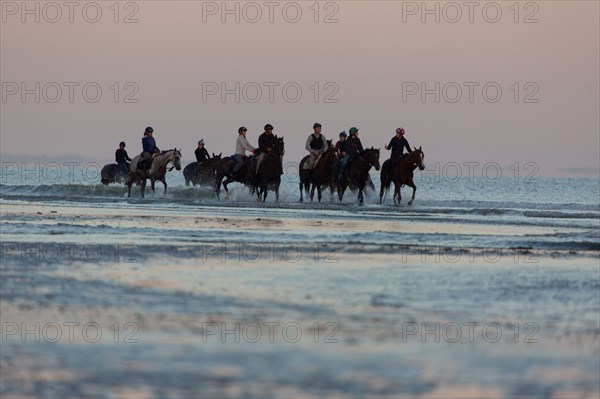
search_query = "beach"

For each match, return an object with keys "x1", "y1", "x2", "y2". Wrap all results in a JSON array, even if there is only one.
[{"x1": 1, "y1": 173, "x2": 599, "y2": 397}]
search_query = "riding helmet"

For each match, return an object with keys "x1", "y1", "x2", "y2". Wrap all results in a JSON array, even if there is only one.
[
  {"x1": 349, "y1": 127, "x2": 358, "y2": 135},
  {"x1": 339, "y1": 131, "x2": 347, "y2": 137},
  {"x1": 145, "y1": 126, "x2": 154, "y2": 133},
  {"x1": 313, "y1": 123, "x2": 322, "y2": 129},
  {"x1": 264, "y1": 124, "x2": 274, "y2": 131},
  {"x1": 396, "y1": 127, "x2": 405, "y2": 134},
  {"x1": 238, "y1": 126, "x2": 247, "y2": 134}
]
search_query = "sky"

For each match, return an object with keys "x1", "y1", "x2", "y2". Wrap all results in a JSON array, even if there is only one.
[{"x1": 1, "y1": 0, "x2": 599, "y2": 177}]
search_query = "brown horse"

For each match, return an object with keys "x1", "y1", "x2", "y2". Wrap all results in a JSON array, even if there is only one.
[
  {"x1": 299, "y1": 140, "x2": 337, "y2": 202},
  {"x1": 214, "y1": 155, "x2": 256, "y2": 200},
  {"x1": 256, "y1": 136, "x2": 285, "y2": 202},
  {"x1": 183, "y1": 153, "x2": 222, "y2": 187},
  {"x1": 379, "y1": 147, "x2": 425, "y2": 205},
  {"x1": 336, "y1": 148, "x2": 381, "y2": 204}
]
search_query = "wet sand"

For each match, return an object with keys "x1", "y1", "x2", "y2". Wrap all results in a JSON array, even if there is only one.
[{"x1": 1, "y1": 201, "x2": 599, "y2": 398}]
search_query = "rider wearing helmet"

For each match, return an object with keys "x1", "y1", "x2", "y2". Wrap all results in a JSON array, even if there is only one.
[
  {"x1": 195, "y1": 139, "x2": 210, "y2": 164},
  {"x1": 335, "y1": 131, "x2": 347, "y2": 157},
  {"x1": 255, "y1": 124, "x2": 276, "y2": 173},
  {"x1": 232, "y1": 127, "x2": 256, "y2": 177},
  {"x1": 139, "y1": 127, "x2": 160, "y2": 171},
  {"x1": 385, "y1": 127, "x2": 412, "y2": 160},
  {"x1": 115, "y1": 141, "x2": 132, "y2": 175},
  {"x1": 338, "y1": 127, "x2": 363, "y2": 182},
  {"x1": 304, "y1": 123, "x2": 328, "y2": 173}
]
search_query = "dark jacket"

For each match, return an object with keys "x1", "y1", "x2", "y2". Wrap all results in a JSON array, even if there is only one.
[
  {"x1": 195, "y1": 147, "x2": 209, "y2": 163},
  {"x1": 335, "y1": 140, "x2": 347, "y2": 155},
  {"x1": 142, "y1": 135, "x2": 158, "y2": 154},
  {"x1": 387, "y1": 136, "x2": 412, "y2": 158},
  {"x1": 115, "y1": 148, "x2": 131, "y2": 163},
  {"x1": 346, "y1": 135, "x2": 363, "y2": 156},
  {"x1": 258, "y1": 132, "x2": 276, "y2": 153}
]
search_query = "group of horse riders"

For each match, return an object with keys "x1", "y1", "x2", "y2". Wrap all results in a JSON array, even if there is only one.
[{"x1": 113, "y1": 123, "x2": 413, "y2": 182}]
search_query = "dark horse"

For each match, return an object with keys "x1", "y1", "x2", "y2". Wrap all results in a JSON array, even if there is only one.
[
  {"x1": 255, "y1": 136, "x2": 285, "y2": 202},
  {"x1": 214, "y1": 154, "x2": 256, "y2": 200},
  {"x1": 299, "y1": 140, "x2": 337, "y2": 202},
  {"x1": 183, "y1": 153, "x2": 222, "y2": 187},
  {"x1": 100, "y1": 163, "x2": 128, "y2": 185},
  {"x1": 336, "y1": 148, "x2": 381, "y2": 204},
  {"x1": 379, "y1": 147, "x2": 425, "y2": 205}
]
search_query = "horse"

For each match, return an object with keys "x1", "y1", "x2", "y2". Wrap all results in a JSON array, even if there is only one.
[
  {"x1": 299, "y1": 140, "x2": 337, "y2": 202},
  {"x1": 183, "y1": 153, "x2": 222, "y2": 187},
  {"x1": 255, "y1": 136, "x2": 285, "y2": 202},
  {"x1": 214, "y1": 153, "x2": 257, "y2": 200},
  {"x1": 127, "y1": 149, "x2": 182, "y2": 198},
  {"x1": 379, "y1": 147, "x2": 425, "y2": 205},
  {"x1": 100, "y1": 163, "x2": 128, "y2": 185},
  {"x1": 336, "y1": 148, "x2": 380, "y2": 204}
]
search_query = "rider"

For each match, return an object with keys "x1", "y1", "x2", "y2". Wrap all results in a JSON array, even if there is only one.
[
  {"x1": 304, "y1": 123, "x2": 328, "y2": 175},
  {"x1": 139, "y1": 126, "x2": 160, "y2": 171},
  {"x1": 335, "y1": 131, "x2": 347, "y2": 158},
  {"x1": 338, "y1": 127, "x2": 363, "y2": 182},
  {"x1": 255, "y1": 124, "x2": 276, "y2": 174},
  {"x1": 195, "y1": 139, "x2": 210, "y2": 164},
  {"x1": 384, "y1": 127, "x2": 412, "y2": 174},
  {"x1": 115, "y1": 141, "x2": 132, "y2": 175},
  {"x1": 232, "y1": 126, "x2": 256, "y2": 177},
  {"x1": 385, "y1": 128, "x2": 412, "y2": 161}
]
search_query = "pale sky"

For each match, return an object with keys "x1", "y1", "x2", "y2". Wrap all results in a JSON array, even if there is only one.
[{"x1": 1, "y1": 1, "x2": 598, "y2": 177}]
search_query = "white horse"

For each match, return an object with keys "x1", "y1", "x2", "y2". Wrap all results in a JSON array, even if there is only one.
[{"x1": 127, "y1": 149, "x2": 182, "y2": 198}]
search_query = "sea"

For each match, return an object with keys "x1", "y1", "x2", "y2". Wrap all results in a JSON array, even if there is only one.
[{"x1": 1, "y1": 162, "x2": 599, "y2": 398}]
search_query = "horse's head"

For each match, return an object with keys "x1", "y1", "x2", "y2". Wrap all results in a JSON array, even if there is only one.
[
  {"x1": 362, "y1": 147, "x2": 381, "y2": 171},
  {"x1": 275, "y1": 136, "x2": 285, "y2": 156},
  {"x1": 209, "y1": 153, "x2": 222, "y2": 167},
  {"x1": 409, "y1": 146, "x2": 425, "y2": 170},
  {"x1": 170, "y1": 149, "x2": 182, "y2": 171}
]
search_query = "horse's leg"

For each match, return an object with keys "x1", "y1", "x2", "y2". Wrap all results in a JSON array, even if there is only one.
[
  {"x1": 140, "y1": 179, "x2": 146, "y2": 198},
  {"x1": 162, "y1": 178, "x2": 167, "y2": 195},
  {"x1": 150, "y1": 179, "x2": 155, "y2": 193},
  {"x1": 358, "y1": 186, "x2": 364, "y2": 205},
  {"x1": 310, "y1": 183, "x2": 316, "y2": 202},
  {"x1": 407, "y1": 180, "x2": 417, "y2": 205},
  {"x1": 396, "y1": 183, "x2": 402, "y2": 205},
  {"x1": 223, "y1": 178, "x2": 232, "y2": 200},
  {"x1": 338, "y1": 185, "x2": 345, "y2": 202},
  {"x1": 379, "y1": 181, "x2": 386, "y2": 204},
  {"x1": 262, "y1": 184, "x2": 268, "y2": 202},
  {"x1": 299, "y1": 181, "x2": 304, "y2": 202},
  {"x1": 317, "y1": 185, "x2": 322, "y2": 202},
  {"x1": 127, "y1": 176, "x2": 133, "y2": 197},
  {"x1": 276, "y1": 183, "x2": 280, "y2": 202},
  {"x1": 214, "y1": 176, "x2": 221, "y2": 199}
]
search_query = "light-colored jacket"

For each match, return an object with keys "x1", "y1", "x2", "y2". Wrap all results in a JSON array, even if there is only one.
[
  {"x1": 305, "y1": 133, "x2": 327, "y2": 154},
  {"x1": 236, "y1": 135, "x2": 256, "y2": 155}
]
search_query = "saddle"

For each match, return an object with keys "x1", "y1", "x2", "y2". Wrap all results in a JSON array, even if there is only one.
[{"x1": 302, "y1": 153, "x2": 323, "y2": 170}]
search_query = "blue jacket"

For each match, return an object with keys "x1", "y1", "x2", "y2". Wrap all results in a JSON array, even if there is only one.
[{"x1": 142, "y1": 135, "x2": 158, "y2": 153}]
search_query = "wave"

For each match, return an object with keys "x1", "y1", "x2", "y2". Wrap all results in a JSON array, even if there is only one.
[{"x1": 1, "y1": 183, "x2": 599, "y2": 216}]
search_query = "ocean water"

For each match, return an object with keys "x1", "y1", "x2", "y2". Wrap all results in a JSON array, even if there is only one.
[{"x1": 1, "y1": 163, "x2": 599, "y2": 398}]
